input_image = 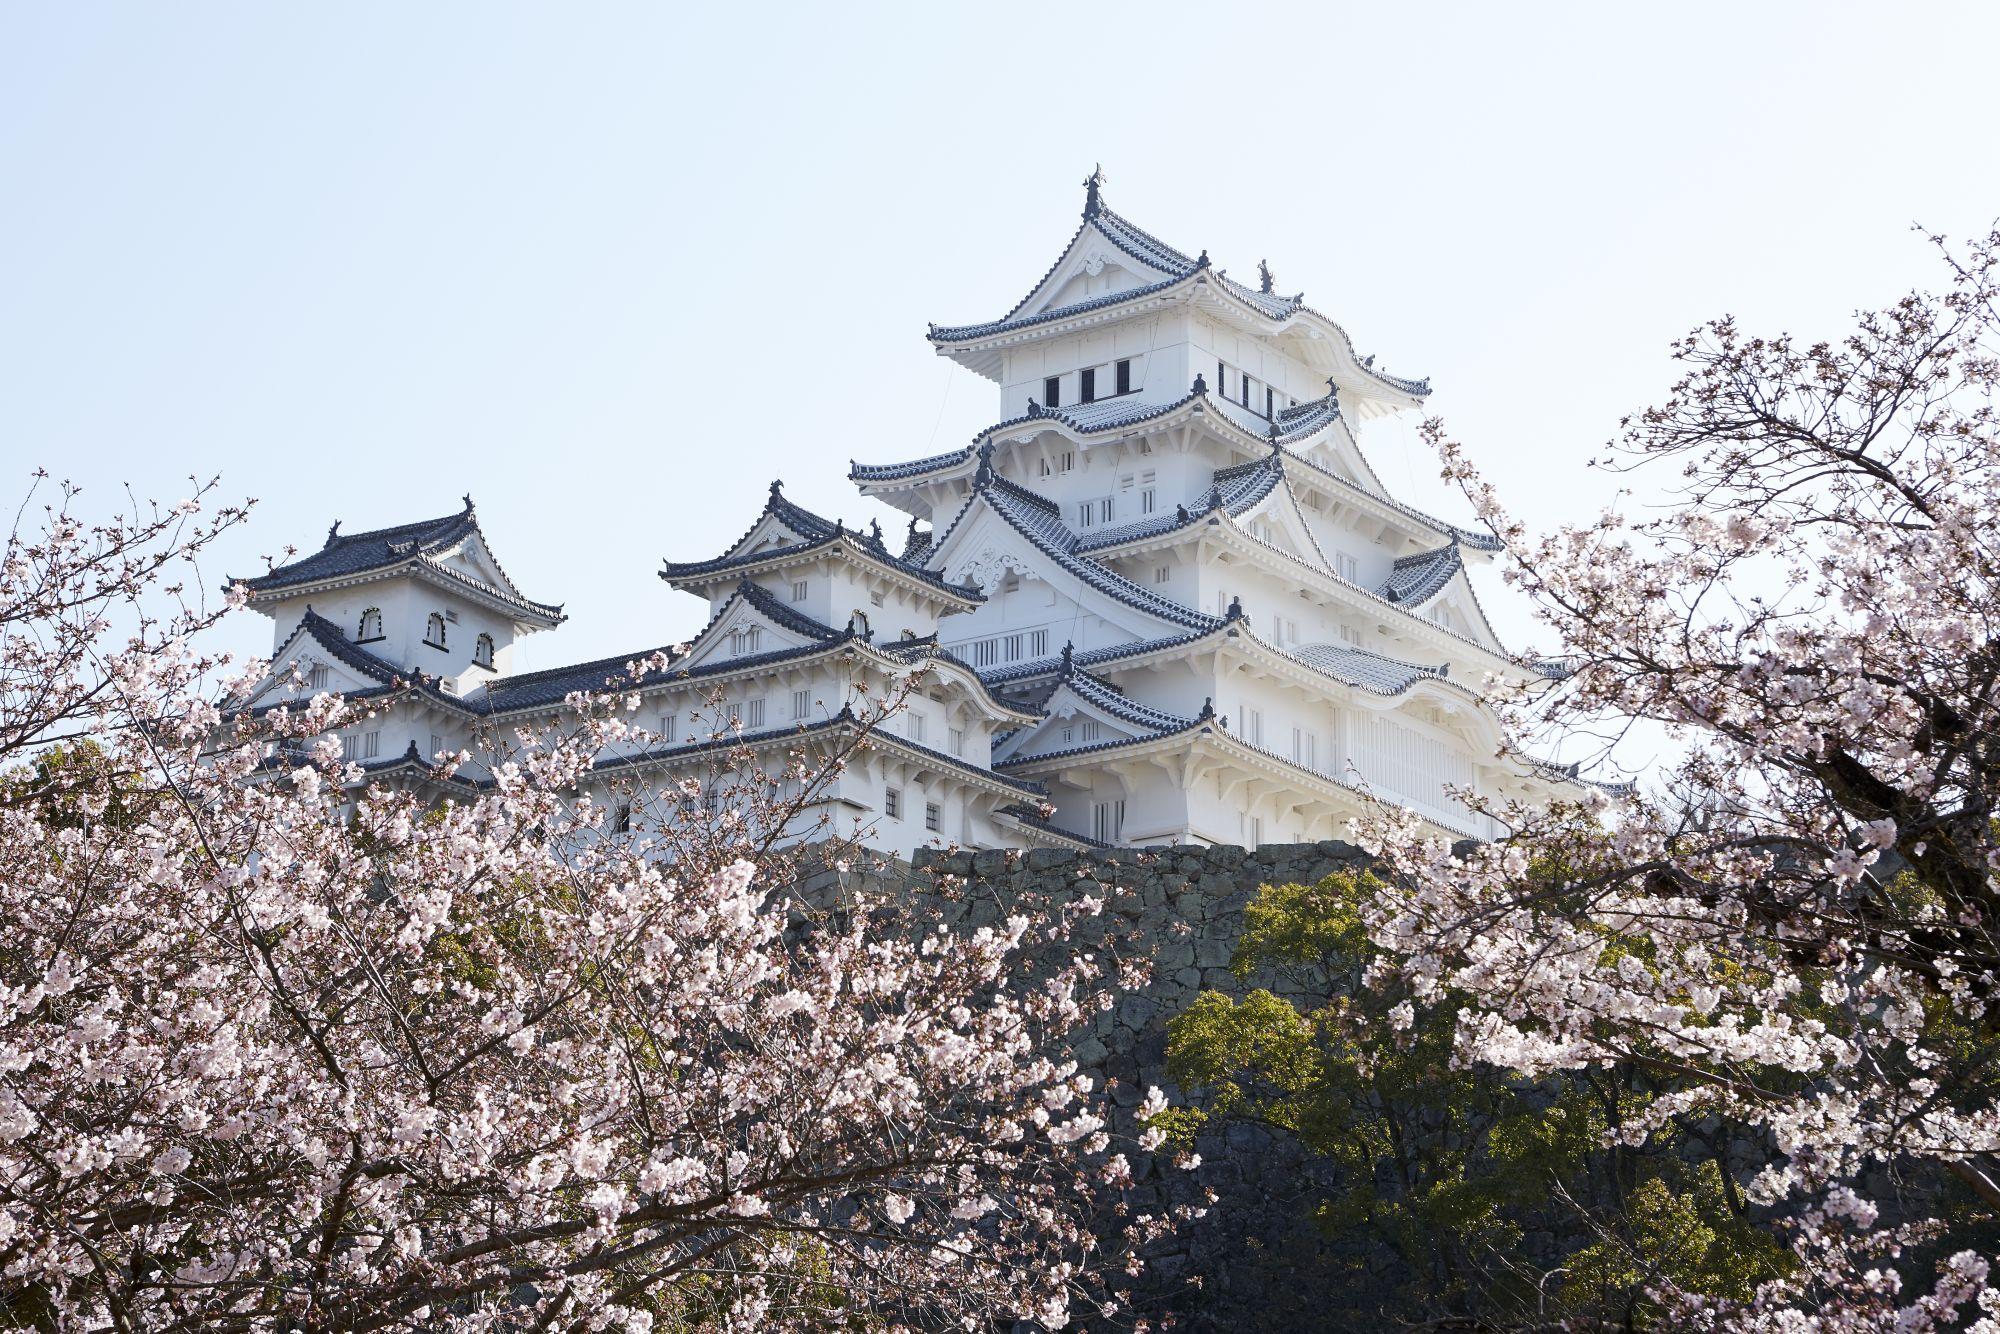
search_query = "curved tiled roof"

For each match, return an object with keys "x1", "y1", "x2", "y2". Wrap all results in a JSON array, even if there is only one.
[
  {"x1": 926, "y1": 192, "x2": 1432, "y2": 402},
  {"x1": 1285, "y1": 642, "x2": 1449, "y2": 696},
  {"x1": 481, "y1": 645, "x2": 683, "y2": 713},
  {"x1": 936, "y1": 463, "x2": 1226, "y2": 634},
  {"x1": 850, "y1": 446, "x2": 976, "y2": 484},
  {"x1": 1380, "y1": 541, "x2": 1464, "y2": 605},
  {"x1": 234, "y1": 500, "x2": 563, "y2": 622},
  {"x1": 663, "y1": 484, "x2": 978, "y2": 599},
  {"x1": 1038, "y1": 647, "x2": 1199, "y2": 734},
  {"x1": 1073, "y1": 453, "x2": 1284, "y2": 553},
  {"x1": 596, "y1": 707, "x2": 1048, "y2": 798}
]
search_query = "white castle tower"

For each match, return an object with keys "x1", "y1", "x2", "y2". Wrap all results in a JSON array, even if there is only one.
[
  {"x1": 853, "y1": 171, "x2": 1566, "y2": 845},
  {"x1": 230, "y1": 175, "x2": 1578, "y2": 856}
]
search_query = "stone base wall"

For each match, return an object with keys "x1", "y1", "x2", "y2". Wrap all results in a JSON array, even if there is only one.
[{"x1": 896, "y1": 841, "x2": 1379, "y2": 1331}]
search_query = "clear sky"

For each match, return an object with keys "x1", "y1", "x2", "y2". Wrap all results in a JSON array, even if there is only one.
[{"x1": 3, "y1": 2, "x2": 1994, "y2": 677}]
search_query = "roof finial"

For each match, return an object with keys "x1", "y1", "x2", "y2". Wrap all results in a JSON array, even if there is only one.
[
  {"x1": 1258, "y1": 259, "x2": 1275, "y2": 294},
  {"x1": 1191, "y1": 372, "x2": 1207, "y2": 396},
  {"x1": 1208, "y1": 483, "x2": 1225, "y2": 512},
  {"x1": 1026, "y1": 396, "x2": 1043, "y2": 418},
  {"x1": 1198, "y1": 697, "x2": 1215, "y2": 721},
  {"x1": 769, "y1": 479, "x2": 784, "y2": 498},
  {"x1": 1175, "y1": 502, "x2": 1189, "y2": 523},
  {"x1": 461, "y1": 493, "x2": 474, "y2": 512},
  {"x1": 1195, "y1": 249, "x2": 1211, "y2": 269},
  {"x1": 324, "y1": 520, "x2": 341, "y2": 548},
  {"x1": 907, "y1": 515, "x2": 920, "y2": 537},
  {"x1": 1226, "y1": 594, "x2": 1243, "y2": 621},
  {"x1": 1060, "y1": 641, "x2": 1075, "y2": 673},
  {"x1": 1082, "y1": 164, "x2": 1106, "y2": 220},
  {"x1": 975, "y1": 441, "x2": 995, "y2": 486},
  {"x1": 869, "y1": 518, "x2": 883, "y2": 543}
]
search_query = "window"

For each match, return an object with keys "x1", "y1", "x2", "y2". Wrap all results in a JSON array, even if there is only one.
[
  {"x1": 924, "y1": 802, "x2": 941, "y2": 833},
  {"x1": 1241, "y1": 706, "x2": 1264, "y2": 747},
  {"x1": 1028, "y1": 629, "x2": 1048, "y2": 656},
  {"x1": 1249, "y1": 816, "x2": 1264, "y2": 848},
  {"x1": 1081, "y1": 720, "x2": 1101, "y2": 742},
  {"x1": 729, "y1": 626, "x2": 764, "y2": 656},
  {"x1": 908, "y1": 714, "x2": 926, "y2": 744},
  {"x1": 792, "y1": 689, "x2": 811, "y2": 719},
  {"x1": 1265, "y1": 386, "x2": 1275, "y2": 419},
  {"x1": 1241, "y1": 375, "x2": 1253, "y2": 408},
  {"x1": 949, "y1": 727, "x2": 965, "y2": 756},
  {"x1": 1335, "y1": 552, "x2": 1360, "y2": 583},
  {"x1": 791, "y1": 580, "x2": 808, "y2": 602},
  {"x1": 1140, "y1": 487, "x2": 1156, "y2": 514},
  {"x1": 1338, "y1": 624, "x2": 1363, "y2": 647},
  {"x1": 612, "y1": 803, "x2": 632, "y2": 834},
  {"x1": 1093, "y1": 799, "x2": 1125, "y2": 844},
  {"x1": 343, "y1": 729, "x2": 379, "y2": 760},
  {"x1": 1293, "y1": 727, "x2": 1317, "y2": 770},
  {"x1": 357, "y1": 607, "x2": 383, "y2": 641},
  {"x1": 1076, "y1": 498, "x2": 1114, "y2": 527},
  {"x1": 424, "y1": 613, "x2": 447, "y2": 649},
  {"x1": 1080, "y1": 367, "x2": 1096, "y2": 402},
  {"x1": 429, "y1": 733, "x2": 444, "y2": 758},
  {"x1": 1216, "y1": 359, "x2": 1225, "y2": 394},
  {"x1": 443, "y1": 609, "x2": 459, "y2": 624},
  {"x1": 308, "y1": 664, "x2": 330, "y2": 692},
  {"x1": 745, "y1": 698, "x2": 766, "y2": 727},
  {"x1": 659, "y1": 714, "x2": 677, "y2": 742},
  {"x1": 884, "y1": 787, "x2": 901, "y2": 819},
  {"x1": 1059, "y1": 451, "x2": 1074, "y2": 473},
  {"x1": 1043, "y1": 376, "x2": 1061, "y2": 408},
  {"x1": 1154, "y1": 565, "x2": 1170, "y2": 584},
  {"x1": 1115, "y1": 359, "x2": 1131, "y2": 395},
  {"x1": 473, "y1": 633, "x2": 495, "y2": 669},
  {"x1": 1431, "y1": 606, "x2": 1451, "y2": 628}
]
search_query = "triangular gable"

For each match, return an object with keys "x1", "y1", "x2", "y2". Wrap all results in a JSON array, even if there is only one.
[
  {"x1": 1409, "y1": 569, "x2": 1506, "y2": 654},
  {"x1": 991, "y1": 681, "x2": 1156, "y2": 764},
  {"x1": 722, "y1": 510, "x2": 828, "y2": 564},
  {"x1": 241, "y1": 612, "x2": 400, "y2": 711},
  {"x1": 674, "y1": 585, "x2": 841, "y2": 676},
  {"x1": 927, "y1": 486, "x2": 1217, "y2": 640},
  {"x1": 427, "y1": 528, "x2": 526, "y2": 601},
  {"x1": 1234, "y1": 476, "x2": 1332, "y2": 573},
  {"x1": 1005, "y1": 209, "x2": 1193, "y2": 325}
]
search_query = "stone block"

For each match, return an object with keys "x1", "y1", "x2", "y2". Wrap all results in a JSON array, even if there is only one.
[{"x1": 1024, "y1": 847, "x2": 1075, "y2": 871}]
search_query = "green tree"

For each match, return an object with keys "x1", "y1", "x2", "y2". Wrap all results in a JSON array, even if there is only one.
[{"x1": 1162, "y1": 870, "x2": 1788, "y2": 1329}]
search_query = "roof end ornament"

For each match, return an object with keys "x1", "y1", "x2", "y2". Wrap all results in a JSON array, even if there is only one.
[
  {"x1": 324, "y1": 521, "x2": 341, "y2": 548},
  {"x1": 1258, "y1": 259, "x2": 1275, "y2": 294},
  {"x1": 1082, "y1": 163, "x2": 1106, "y2": 220}
]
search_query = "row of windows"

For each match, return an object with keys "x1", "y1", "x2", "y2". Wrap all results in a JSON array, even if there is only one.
[
  {"x1": 1041, "y1": 357, "x2": 1134, "y2": 410},
  {"x1": 1213, "y1": 360, "x2": 1298, "y2": 421},
  {"x1": 654, "y1": 689, "x2": 816, "y2": 742},
  {"x1": 963, "y1": 628, "x2": 1050, "y2": 667},
  {"x1": 883, "y1": 786, "x2": 943, "y2": 832},
  {"x1": 352, "y1": 605, "x2": 494, "y2": 668}
]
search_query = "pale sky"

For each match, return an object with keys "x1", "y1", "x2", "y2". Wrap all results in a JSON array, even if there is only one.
[{"x1": 3, "y1": 2, "x2": 1995, "y2": 678}]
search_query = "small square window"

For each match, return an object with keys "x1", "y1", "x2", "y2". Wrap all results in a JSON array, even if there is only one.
[
  {"x1": 791, "y1": 580, "x2": 808, "y2": 602},
  {"x1": 1043, "y1": 376, "x2": 1061, "y2": 408}
]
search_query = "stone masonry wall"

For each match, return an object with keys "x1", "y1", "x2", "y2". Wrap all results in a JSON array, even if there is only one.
[{"x1": 892, "y1": 841, "x2": 1381, "y2": 1332}]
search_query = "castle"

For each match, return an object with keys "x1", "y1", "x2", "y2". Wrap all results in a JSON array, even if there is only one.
[{"x1": 231, "y1": 174, "x2": 1579, "y2": 857}]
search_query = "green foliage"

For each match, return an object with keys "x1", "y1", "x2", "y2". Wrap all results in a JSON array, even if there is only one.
[{"x1": 1162, "y1": 869, "x2": 1791, "y2": 1329}]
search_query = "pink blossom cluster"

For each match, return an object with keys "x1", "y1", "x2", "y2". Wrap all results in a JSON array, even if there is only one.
[
  {"x1": 0, "y1": 478, "x2": 1182, "y2": 1329},
  {"x1": 1355, "y1": 227, "x2": 2000, "y2": 1325}
]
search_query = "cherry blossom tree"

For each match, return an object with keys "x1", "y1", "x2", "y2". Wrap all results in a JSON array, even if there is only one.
[
  {"x1": 1356, "y1": 226, "x2": 2000, "y2": 1328},
  {"x1": 0, "y1": 476, "x2": 1179, "y2": 1330}
]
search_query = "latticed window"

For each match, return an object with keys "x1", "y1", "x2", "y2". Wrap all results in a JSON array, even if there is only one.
[
  {"x1": 473, "y1": 633, "x2": 495, "y2": 668},
  {"x1": 424, "y1": 613, "x2": 447, "y2": 648}
]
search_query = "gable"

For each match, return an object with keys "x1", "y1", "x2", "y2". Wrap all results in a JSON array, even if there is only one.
[
  {"x1": 992, "y1": 687, "x2": 1149, "y2": 764},
  {"x1": 1236, "y1": 480, "x2": 1331, "y2": 572},
  {"x1": 724, "y1": 511, "x2": 823, "y2": 563},
  {"x1": 675, "y1": 593, "x2": 827, "y2": 675},
  {"x1": 1007, "y1": 216, "x2": 1187, "y2": 325}
]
